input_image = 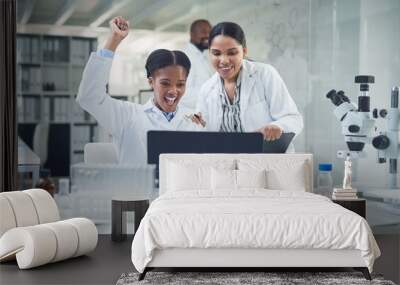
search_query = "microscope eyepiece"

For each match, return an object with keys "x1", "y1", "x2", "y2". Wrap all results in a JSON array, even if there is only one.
[
  {"x1": 337, "y1": 90, "x2": 350, "y2": 103},
  {"x1": 326, "y1": 89, "x2": 350, "y2": 106}
]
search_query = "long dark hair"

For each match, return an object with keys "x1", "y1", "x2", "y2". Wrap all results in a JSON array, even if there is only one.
[
  {"x1": 145, "y1": 49, "x2": 191, "y2": 78},
  {"x1": 208, "y1": 22, "x2": 246, "y2": 48}
]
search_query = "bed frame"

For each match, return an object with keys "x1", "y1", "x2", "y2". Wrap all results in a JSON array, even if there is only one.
[
  {"x1": 138, "y1": 154, "x2": 371, "y2": 281},
  {"x1": 140, "y1": 248, "x2": 370, "y2": 280}
]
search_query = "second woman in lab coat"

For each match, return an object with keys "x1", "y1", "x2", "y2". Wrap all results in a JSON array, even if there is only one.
[
  {"x1": 194, "y1": 22, "x2": 303, "y2": 150},
  {"x1": 77, "y1": 17, "x2": 202, "y2": 165}
]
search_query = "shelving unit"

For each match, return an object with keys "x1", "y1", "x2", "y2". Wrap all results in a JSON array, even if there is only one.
[{"x1": 16, "y1": 34, "x2": 99, "y2": 176}]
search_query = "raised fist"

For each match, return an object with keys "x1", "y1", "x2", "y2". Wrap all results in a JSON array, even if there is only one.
[
  {"x1": 104, "y1": 16, "x2": 130, "y2": 51},
  {"x1": 109, "y1": 16, "x2": 129, "y2": 40}
]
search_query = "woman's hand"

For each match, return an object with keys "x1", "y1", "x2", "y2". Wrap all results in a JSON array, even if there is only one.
[
  {"x1": 187, "y1": 112, "x2": 206, "y2": 127},
  {"x1": 256, "y1": 124, "x2": 283, "y2": 141},
  {"x1": 104, "y1": 16, "x2": 129, "y2": 52}
]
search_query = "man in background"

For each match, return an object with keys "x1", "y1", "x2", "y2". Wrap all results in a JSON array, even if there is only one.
[{"x1": 180, "y1": 19, "x2": 213, "y2": 111}]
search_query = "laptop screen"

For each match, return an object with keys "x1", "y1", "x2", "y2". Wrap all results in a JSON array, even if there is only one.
[{"x1": 147, "y1": 131, "x2": 264, "y2": 164}]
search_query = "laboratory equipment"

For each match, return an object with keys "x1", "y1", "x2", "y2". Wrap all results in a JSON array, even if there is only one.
[
  {"x1": 326, "y1": 75, "x2": 400, "y2": 189},
  {"x1": 316, "y1": 163, "x2": 333, "y2": 197}
]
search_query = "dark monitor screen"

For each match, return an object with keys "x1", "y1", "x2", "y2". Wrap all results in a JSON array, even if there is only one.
[
  {"x1": 147, "y1": 131, "x2": 264, "y2": 165},
  {"x1": 262, "y1": 132, "x2": 295, "y2": 153}
]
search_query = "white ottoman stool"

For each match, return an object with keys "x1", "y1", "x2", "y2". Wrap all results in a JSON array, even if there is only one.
[{"x1": 0, "y1": 189, "x2": 98, "y2": 269}]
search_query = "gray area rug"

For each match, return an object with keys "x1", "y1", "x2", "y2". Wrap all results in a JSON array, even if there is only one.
[{"x1": 116, "y1": 271, "x2": 396, "y2": 285}]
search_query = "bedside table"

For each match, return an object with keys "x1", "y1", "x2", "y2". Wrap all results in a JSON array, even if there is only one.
[
  {"x1": 111, "y1": 197, "x2": 149, "y2": 242},
  {"x1": 332, "y1": 198, "x2": 366, "y2": 218}
]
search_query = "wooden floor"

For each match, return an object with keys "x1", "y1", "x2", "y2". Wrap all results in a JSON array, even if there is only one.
[{"x1": 0, "y1": 234, "x2": 399, "y2": 285}]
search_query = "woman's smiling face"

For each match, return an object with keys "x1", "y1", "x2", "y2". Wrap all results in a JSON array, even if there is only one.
[
  {"x1": 148, "y1": 65, "x2": 187, "y2": 113},
  {"x1": 209, "y1": 35, "x2": 247, "y2": 82}
]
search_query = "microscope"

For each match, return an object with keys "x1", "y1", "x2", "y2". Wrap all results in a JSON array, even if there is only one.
[{"x1": 326, "y1": 75, "x2": 400, "y2": 189}]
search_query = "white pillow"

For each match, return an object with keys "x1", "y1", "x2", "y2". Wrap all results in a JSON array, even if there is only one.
[
  {"x1": 211, "y1": 168, "x2": 267, "y2": 190},
  {"x1": 236, "y1": 169, "x2": 267, "y2": 189},
  {"x1": 167, "y1": 160, "x2": 235, "y2": 191},
  {"x1": 211, "y1": 168, "x2": 236, "y2": 190},
  {"x1": 266, "y1": 166, "x2": 306, "y2": 191},
  {"x1": 238, "y1": 158, "x2": 309, "y2": 191}
]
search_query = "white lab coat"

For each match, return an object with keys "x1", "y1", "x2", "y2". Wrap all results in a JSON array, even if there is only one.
[
  {"x1": 180, "y1": 43, "x2": 214, "y2": 111},
  {"x1": 77, "y1": 53, "x2": 203, "y2": 165},
  {"x1": 196, "y1": 59, "x2": 303, "y2": 151}
]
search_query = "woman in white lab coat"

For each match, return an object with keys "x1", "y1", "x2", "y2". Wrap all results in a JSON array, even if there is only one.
[
  {"x1": 77, "y1": 17, "x2": 202, "y2": 165},
  {"x1": 194, "y1": 22, "x2": 303, "y2": 149}
]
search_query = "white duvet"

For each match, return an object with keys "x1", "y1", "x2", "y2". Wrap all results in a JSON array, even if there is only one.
[{"x1": 131, "y1": 190, "x2": 380, "y2": 273}]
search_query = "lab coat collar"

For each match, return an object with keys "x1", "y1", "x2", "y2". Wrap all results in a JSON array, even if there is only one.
[
  {"x1": 242, "y1": 59, "x2": 258, "y2": 77},
  {"x1": 143, "y1": 99, "x2": 156, "y2": 112},
  {"x1": 143, "y1": 98, "x2": 172, "y2": 119},
  {"x1": 239, "y1": 59, "x2": 258, "y2": 112},
  {"x1": 143, "y1": 98, "x2": 186, "y2": 126}
]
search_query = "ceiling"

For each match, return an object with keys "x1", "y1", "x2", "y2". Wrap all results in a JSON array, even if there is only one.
[
  {"x1": 15, "y1": 0, "x2": 286, "y2": 57},
  {"x1": 16, "y1": 0, "x2": 267, "y2": 32}
]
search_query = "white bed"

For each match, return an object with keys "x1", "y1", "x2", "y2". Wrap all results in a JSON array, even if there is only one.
[{"x1": 131, "y1": 154, "x2": 380, "y2": 280}]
